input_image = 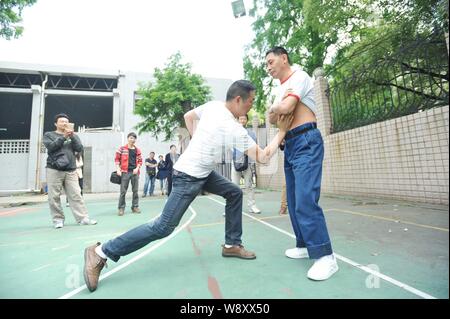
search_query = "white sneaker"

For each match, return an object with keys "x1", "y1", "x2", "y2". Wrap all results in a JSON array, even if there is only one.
[
  {"x1": 249, "y1": 205, "x2": 261, "y2": 214},
  {"x1": 307, "y1": 254, "x2": 339, "y2": 281},
  {"x1": 54, "y1": 221, "x2": 64, "y2": 229},
  {"x1": 285, "y1": 247, "x2": 309, "y2": 259},
  {"x1": 79, "y1": 217, "x2": 97, "y2": 226}
]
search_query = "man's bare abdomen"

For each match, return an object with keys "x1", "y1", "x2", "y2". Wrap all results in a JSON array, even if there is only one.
[{"x1": 289, "y1": 102, "x2": 317, "y2": 130}]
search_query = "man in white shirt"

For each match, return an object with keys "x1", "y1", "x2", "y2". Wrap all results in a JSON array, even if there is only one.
[
  {"x1": 266, "y1": 46, "x2": 338, "y2": 281},
  {"x1": 83, "y1": 80, "x2": 293, "y2": 292}
]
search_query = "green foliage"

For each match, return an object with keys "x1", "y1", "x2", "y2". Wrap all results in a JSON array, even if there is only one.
[
  {"x1": 244, "y1": 0, "x2": 370, "y2": 114},
  {"x1": 328, "y1": 0, "x2": 449, "y2": 133},
  {"x1": 134, "y1": 52, "x2": 212, "y2": 141},
  {"x1": 243, "y1": 0, "x2": 449, "y2": 117},
  {"x1": 328, "y1": 0, "x2": 448, "y2": 81},
  {"x1": 329, "y1": 29, "x2": 449, "y2": 132},
  {"x1": 0, "y1": 0, "x2": 37, "y2": 39}
]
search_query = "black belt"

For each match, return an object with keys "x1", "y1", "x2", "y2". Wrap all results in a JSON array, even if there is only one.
[{"x1": 284, "y1": 122, "x2": 317, "y2": 140}]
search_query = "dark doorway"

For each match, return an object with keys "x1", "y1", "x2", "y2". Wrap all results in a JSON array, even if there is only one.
[
  {"x1": 44, "y1": 95, "x2": 113, "y2": 133},
  {"x1": 0, "y1": 93, "x2": 33, "y2": 140}
]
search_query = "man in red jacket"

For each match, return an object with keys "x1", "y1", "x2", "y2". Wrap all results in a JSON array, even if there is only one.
[{"x1": 115, "y1": 132, "x2": 143, "y2": 216}]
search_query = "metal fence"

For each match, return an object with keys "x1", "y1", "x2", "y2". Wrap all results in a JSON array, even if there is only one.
[{"x1": 328, "y1": 32, "x2": 449, "y2": 133}]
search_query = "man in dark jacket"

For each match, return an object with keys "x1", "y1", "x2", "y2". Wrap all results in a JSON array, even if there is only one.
[
  {"x1": 164, "y1": 144, "x2": 179, "y2": 196},
  {"x1": 43, "y1": 113, "x2": 97, "y2": 229}
]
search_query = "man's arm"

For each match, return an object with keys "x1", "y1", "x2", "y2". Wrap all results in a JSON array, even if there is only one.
[
  {"x1": 246, "y1": 114, "x2": 293, "y2": 164},
  {"x1": 43, "y1": 132, "x2": 66, "y2": 152},
  {"x1": 134, "y1": 150, "x2": 143, "y2": 174},
  {"x1": 70, "y1": 134, "x2": 84, "y2": 153},
  {"x1": 268, "y1": 109, "x2": 278, "y2": 125},
  {"x1": 184, "y1": 109, "x2": 200, "y2": 137},
  {"x1": 268, "y1": 89, "x2": 298, "y2": 124},
  {"x1": 246, "y1": 131, "x2": 285, "y2": 164},
  {"x1": 165, "y1": 153, "x2": 173, "y2": 170},
  {"x1": 149, "y1": 162, "x2": 158, "y2": 168},
  {"x1": 270, "y1": 94, "x2": 298, "y2": 115},
  {"x1": 115, "y1": 148, "x2": 122, "y2": 175}
]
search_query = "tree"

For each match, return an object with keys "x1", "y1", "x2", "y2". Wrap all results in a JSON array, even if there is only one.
[
  {"x1": 134, "y1": 52, "x2": 212, "y2": 141},
  {"x1": 243, "y1": 0, "x2": 371, "y2": 113},
  {"x1": 0, "y1": 0, "x2": 37, "y2": 40},
  {"x1": 243, "y1": 0, "x2": 448, "y2": 114},
  {"x1": 327, "y1": 0, "x2": 449, "y2": 132}
]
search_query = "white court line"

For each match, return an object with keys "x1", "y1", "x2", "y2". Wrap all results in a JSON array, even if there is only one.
[
  {"x1": 52, "y1": 244, "x2": 70, "y2": 251},
  {"x1": 206, "y1": 196, "x2": 437, "y2": 300},
  {"x1": 31, "y1": 264, "x2": 53, "y2": 272},
  {"x1": 86, "y1": 197, "x2": 168, "y2": 207},
  {"x1": 75, "y1": 233, "x2": 123, "y2": 240},
  {"x1": 58, "y1": 206, "x2": 197, "y2": 299}
]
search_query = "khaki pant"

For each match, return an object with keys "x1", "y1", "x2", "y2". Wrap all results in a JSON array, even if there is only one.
[
  {"x1": 231, "y1": 166, "x2": 255, "y2": 209},
  {"x1": 281, "y1": 184, "x2": 287, "y2": 209},
  {"x1": 46, "y1": 168, "x2": 88, "y2": 224}
]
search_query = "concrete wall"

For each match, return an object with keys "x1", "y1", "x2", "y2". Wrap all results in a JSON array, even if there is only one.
[
  {"x1": 0, "y1": 140, "x2": 30, "y2": 191},
  {"x1": 77, "y1": 132, "x2": 124, "y2": 193},
  {"x1": 1, "y1": 153, "x2": 29, "y2": 190},
  {"x1": 322, "y1": 106, "x2": 449, "y2": 205}
]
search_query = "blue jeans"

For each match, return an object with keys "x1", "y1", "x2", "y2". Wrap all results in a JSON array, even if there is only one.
[
  {"x1": 143, "y1": 174, "x2": 156, "y2": 195},
  {"x1": 102, "y1": 170, "x2": 243, "y2": 262},
  {"x1": 159, "y1": 178, "x2": 167, "y2": 193},
  {"x1": 284, "y1": 122, "x2": 333, "y2": 259}
]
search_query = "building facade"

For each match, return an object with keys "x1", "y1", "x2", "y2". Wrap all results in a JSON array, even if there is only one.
[{"x1": 0, "y1": 62, "x2": 233, "y2": 192}]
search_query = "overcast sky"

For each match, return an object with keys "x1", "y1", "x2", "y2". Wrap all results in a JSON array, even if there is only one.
[{"x1": 0, "y1": 0, "x2": 256, "y2": 80}]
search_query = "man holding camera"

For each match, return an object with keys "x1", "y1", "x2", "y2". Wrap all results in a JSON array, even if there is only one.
[{"x1": 43, "y1": 113, "x2": 97, "y2": 229}]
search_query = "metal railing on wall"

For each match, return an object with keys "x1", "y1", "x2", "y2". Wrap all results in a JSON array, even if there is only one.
[{"x1": 328, "y1": 31, "x2": 449, "y2": 133}]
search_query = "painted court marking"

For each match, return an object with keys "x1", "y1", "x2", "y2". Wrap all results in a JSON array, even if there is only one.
[
  {"x1": 206, "y1": 196, "x2": 437, "y2": 299},
  {"x1": 190, "y1": 214, "x2": 285, "y2": 229},
  {"x1": 0, "y1": 207, "x2": 36, "y2": 217},
  {"x1": 58, "y1": 206, "x2": 197, "y2": 299},
  {"x1": 326, "y1": 208, "x2": 449, "y2": 232}
]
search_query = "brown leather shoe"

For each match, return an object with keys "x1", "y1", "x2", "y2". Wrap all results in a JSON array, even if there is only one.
[
  {"x1": 222, "y1": 244, "x2": 256, "y2": 259},
  {"x1": 118, "y1": 208, "x2": 124, "y2": 216},
  {"x1": 132, "y1": 207, "x2": 141, "y2": 214},
  {"x1": 83, "y1": 242, "x2": 107, "y2": 292},
  {"x1": 279, "y1": 207, "x2": 287, "y2": 215}
]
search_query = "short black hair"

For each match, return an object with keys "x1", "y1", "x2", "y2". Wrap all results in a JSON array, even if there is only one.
[
  {"x1": 54, "y1": 113, "x2": 69, "y2": 123},
  {"x1": 266, "y1": 46, "x2": 291, "y2": 65},
  {"x1": 170, "y1": 145, "x2": 176, "y2": 149},
  {"x1": 226, "y1": 80, "x2": 256, "y2": 102},
  {"x1": 127, "y1": 132, "x2": 137, "y2": 138}
]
